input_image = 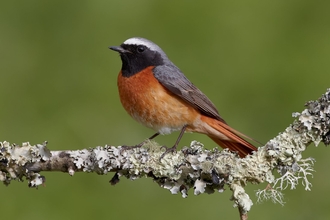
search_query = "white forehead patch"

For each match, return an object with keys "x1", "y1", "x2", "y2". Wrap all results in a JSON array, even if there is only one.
[{"x1": 123, "y1": 37, "x2": 161, "y2": 52}]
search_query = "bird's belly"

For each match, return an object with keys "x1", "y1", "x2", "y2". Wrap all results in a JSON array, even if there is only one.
[{"x1": 117, "y1": 67, "x2": 199, "y2": 134}]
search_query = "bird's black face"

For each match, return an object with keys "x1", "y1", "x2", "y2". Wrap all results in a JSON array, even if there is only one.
[{"x1": 110, "y1": 44, "x2": 164, "y2": 77}]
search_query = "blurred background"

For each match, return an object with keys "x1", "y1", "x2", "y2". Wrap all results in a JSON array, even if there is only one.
[{"x1": 1, "y1": 0, "x2": 329, "y2": 219}]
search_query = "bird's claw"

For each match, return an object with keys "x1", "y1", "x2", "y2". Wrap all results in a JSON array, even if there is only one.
[
  {"x1": 120, "y1": 144, "x2": 143, "y2": 152},
  {"x1": 159, "y1": 146, "x2": 177, "y2": 161}
]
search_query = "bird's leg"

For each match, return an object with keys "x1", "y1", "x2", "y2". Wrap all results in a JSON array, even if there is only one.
[
  {"x1": 121, "y1": 132, "x2": 160, "y2": 150},
  {"x1": 160, "y1": 125, "x2": 187, "y2": 160},
  {"x1": 136, "y1": 132, "x2": 160, "y2": 147}
]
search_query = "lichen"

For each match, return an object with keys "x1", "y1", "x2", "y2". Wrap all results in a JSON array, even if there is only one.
[
  {"x1": 0, "y1": 87, "x2": 329, "y2": 215},
  {"x1": 0, "y1": 141, "x2": 51, "y2": 186}
]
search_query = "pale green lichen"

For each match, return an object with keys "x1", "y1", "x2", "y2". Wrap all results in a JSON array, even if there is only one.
[
  {"x1": 0, "y1": 141, "x2": 50, "y2": 187},
  {"x1": 230, "y1": 184, "x2": 253, "y2": 214},
  {"x1": 0, "y1": 87, "x2": 329, "y2": 215},
  {"x1": 256, "y1": 186, "x2": 285, "y2": 205},
  {"x1": 144, "y1": 140, "x2": 185, "y2": 180},
  {"x1": 255, "y1": 89, "x2": 330, "y2": 205}
]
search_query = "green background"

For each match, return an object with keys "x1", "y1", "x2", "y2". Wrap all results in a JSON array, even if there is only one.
[{"x1": 1, "y1": 0, "x2": 329, "y2": 219}]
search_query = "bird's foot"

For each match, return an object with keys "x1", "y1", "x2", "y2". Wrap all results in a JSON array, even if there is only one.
[
  {"x1": 120, "y1": 142, "x2": 144, "y2": 152},
  {"x1": 159, "y1": 145, "x2": 177, "y2": 161}
]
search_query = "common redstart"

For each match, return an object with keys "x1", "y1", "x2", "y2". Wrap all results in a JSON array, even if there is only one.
[{"x1": 109, "y1": 37, "x2": 257, "y2": 158}]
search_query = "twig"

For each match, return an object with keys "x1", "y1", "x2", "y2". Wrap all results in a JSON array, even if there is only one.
[{"x1": 1, "y1": 88, "x2": 330, "y2": 219}]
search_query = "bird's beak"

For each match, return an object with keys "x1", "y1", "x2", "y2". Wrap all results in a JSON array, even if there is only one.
[{"x1": 109, "y1": 46, "x2": 130, "y2": 54}]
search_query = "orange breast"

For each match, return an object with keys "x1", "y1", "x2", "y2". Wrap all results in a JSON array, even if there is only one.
[{"x1": 117, "y1": 66, "x2": 199, "y2": 134}]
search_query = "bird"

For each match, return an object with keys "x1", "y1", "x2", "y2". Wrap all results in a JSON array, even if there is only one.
[{"x1": 109, "y1": 37, "x2": 257, "y2": 158}]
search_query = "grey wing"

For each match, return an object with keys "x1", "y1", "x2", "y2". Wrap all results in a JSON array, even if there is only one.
[{"x1": 153, "y1": 65, "x2": 226, "y2": 123}]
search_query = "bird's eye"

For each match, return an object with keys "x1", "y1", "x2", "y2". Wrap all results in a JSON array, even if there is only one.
[{"x1": 137, "y1": 46, "x2": 145, "y2": 53}]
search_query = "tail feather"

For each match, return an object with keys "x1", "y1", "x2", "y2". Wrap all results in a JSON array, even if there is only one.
[
  {"x1": 209, "y1": 137, "x2": 255, "y2": 158},
  {"x1": 201, "y1": 116, "x2": 258, "y2": 157}
]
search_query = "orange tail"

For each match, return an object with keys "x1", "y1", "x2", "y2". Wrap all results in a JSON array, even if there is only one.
[{"x1": 201, "y1": 116, "x2": 257, "y2": 157}]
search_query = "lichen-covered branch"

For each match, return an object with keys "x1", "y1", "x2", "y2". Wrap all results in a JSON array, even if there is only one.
[{"x1": 1, "y1": 88, "x2": 330, "y2": 218}]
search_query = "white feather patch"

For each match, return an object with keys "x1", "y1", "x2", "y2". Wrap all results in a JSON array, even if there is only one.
[{"x1": 123, "y1": 37, "x2": 160, "y2": 52}]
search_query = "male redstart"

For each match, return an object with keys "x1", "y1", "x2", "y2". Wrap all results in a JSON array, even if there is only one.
[{"x1": 110, "y1": 37, "x2": 257, "y2": 158}]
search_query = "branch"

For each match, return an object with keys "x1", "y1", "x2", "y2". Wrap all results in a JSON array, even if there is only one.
[{"x1": 1, "y1": 89, "x2": 329, "y2": 219}]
